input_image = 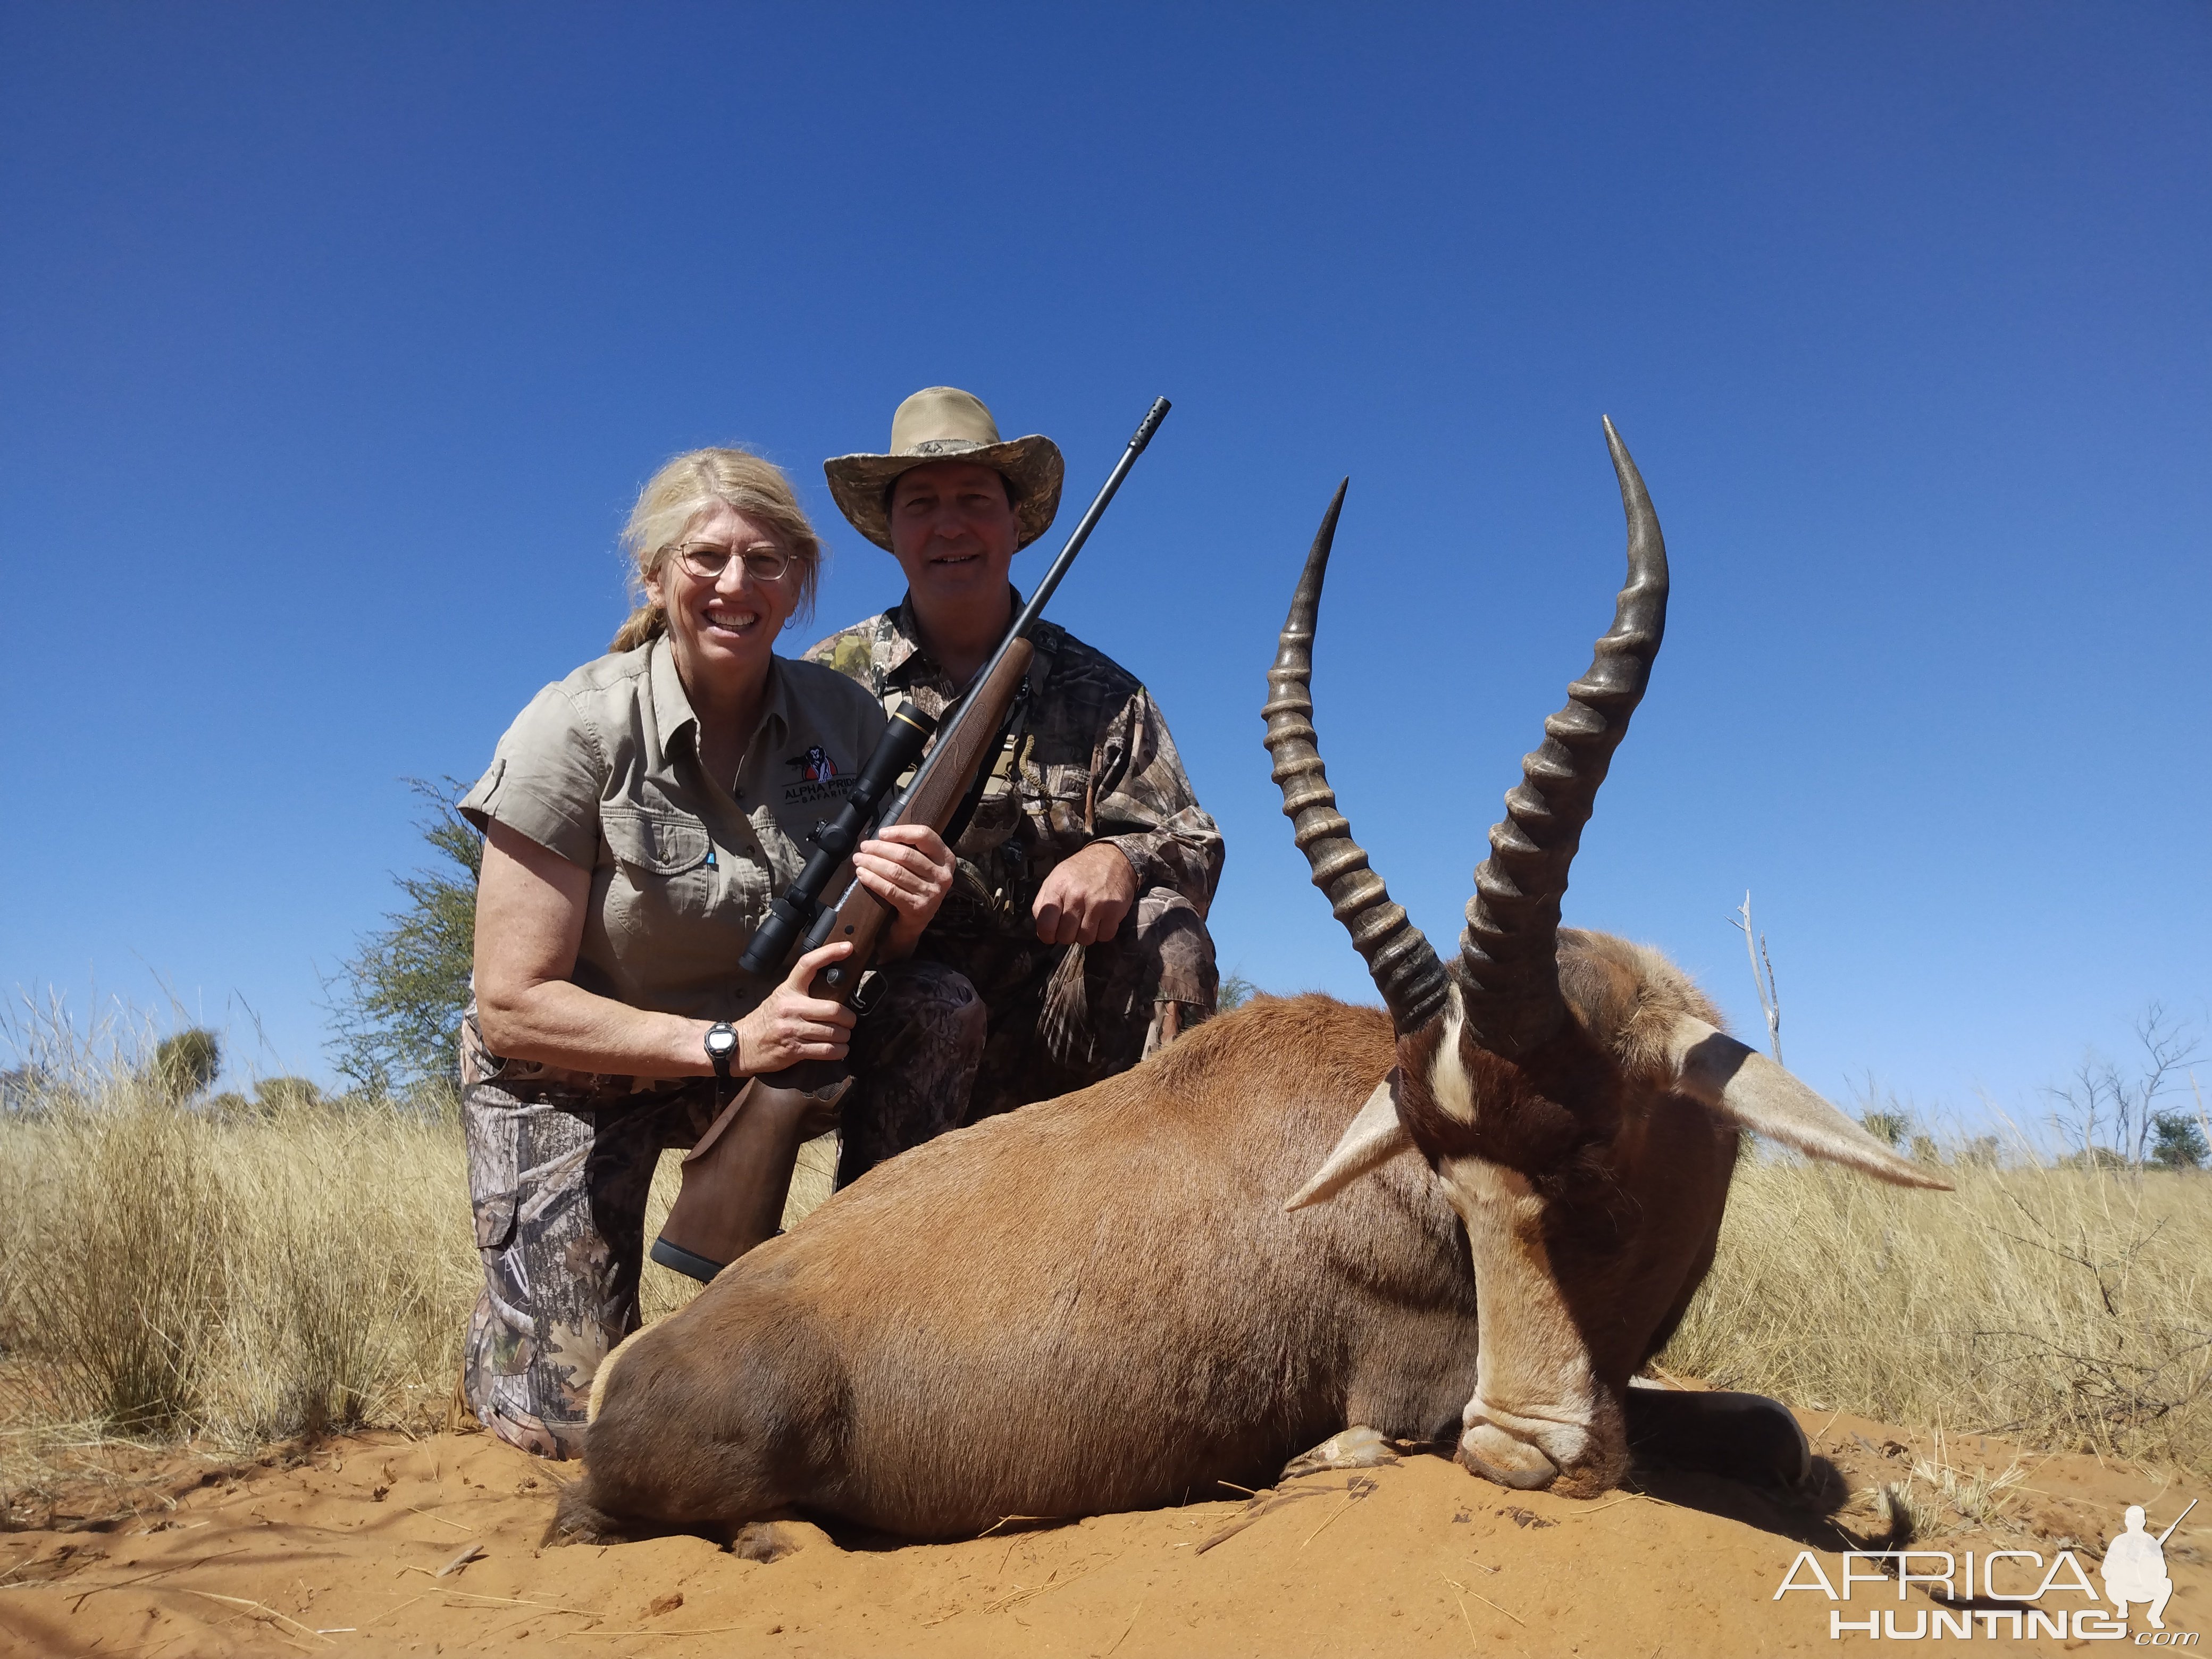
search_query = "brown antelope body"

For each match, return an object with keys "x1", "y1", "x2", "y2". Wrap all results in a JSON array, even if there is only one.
[{"x1": 557, "y1": 422, "x2": 1943, "y2": 1543}]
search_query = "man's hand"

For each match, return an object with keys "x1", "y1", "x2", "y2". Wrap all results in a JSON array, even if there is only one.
[{"x1": 1032, "y1": 841, "x2": 1138, "y2": 946}]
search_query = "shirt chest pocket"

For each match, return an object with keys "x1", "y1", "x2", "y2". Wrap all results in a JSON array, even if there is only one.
[
  {"x1": 598, "y1": 804, "x2": 728, "y2": 944},
  {"x1": 601, "y1": 805, "x2": 713, "y2": 875}
]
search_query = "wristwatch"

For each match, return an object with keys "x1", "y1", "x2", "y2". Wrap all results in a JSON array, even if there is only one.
[{"x1": 703, "y1": 1022, "x2": 739, "y2": 1082}]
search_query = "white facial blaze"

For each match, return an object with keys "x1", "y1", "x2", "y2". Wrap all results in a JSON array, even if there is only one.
[
  {"x1": 1437, "y1": 1153, "x2": 1623, "y2": 1495},
  {"x1": 1428, "y1": 993, "x2": 1476, "y2": 1124}
]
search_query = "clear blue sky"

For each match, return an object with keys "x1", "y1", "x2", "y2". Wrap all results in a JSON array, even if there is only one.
[{"x1": 4, "y1": 3, "x2": 2206, "y2": 1134}]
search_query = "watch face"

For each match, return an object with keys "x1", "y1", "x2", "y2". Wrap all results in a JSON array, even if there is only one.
[{"x1": 706, "y1": 1026, "x2": 738, "y2": 1057}]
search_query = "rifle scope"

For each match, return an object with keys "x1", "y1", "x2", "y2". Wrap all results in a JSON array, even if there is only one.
[{"x1": 737, "y1": 699, "x2": 939, "y2": 977}]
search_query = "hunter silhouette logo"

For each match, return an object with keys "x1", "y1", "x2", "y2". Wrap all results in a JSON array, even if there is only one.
[
  {"x1": 789, "y1": 745, "x2": 840, "y2": 782},
  {"x1": 2106, "y1": 1501, "x2": 2191, "y2": 1631},
  {"x1": 1773, "y1": 1497, "x2": 2197, "y2": 1641}
]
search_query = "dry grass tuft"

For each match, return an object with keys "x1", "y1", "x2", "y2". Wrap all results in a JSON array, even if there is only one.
[
  {"x1": 1891, "y1": 1429, "x2": 2033, "y2": 1538},
  {"x1": 1, "y1": 1086, "x2": 477, "y2": 1446},
  {"x1": 1662, "y1": 1152, "x2": 2212, "y2": 1473},
  {"x1": 0, "y1": 1064, "x2": 834, "y2": 1501}
]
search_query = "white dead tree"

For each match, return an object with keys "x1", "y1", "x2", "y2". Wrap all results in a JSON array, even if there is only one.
[{"x1": 1729, "y1": 891, "x2": 1783, "y2": 1066}]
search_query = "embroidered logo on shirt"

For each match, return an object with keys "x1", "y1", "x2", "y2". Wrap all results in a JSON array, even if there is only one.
[
  {"x1": 782, "y1": 744, "x2": 856, "y2": 808},
  {"x1": 788, "y1": 745, "x2": 840, "y2": 782}
]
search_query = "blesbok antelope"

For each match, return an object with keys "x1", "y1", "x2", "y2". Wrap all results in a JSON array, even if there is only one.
[{"x1": 554, "y1": 421, "x2": 1944, "y2": 1544}]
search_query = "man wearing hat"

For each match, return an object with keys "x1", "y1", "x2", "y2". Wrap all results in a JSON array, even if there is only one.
[{"x1": 809, "y1": 387, "x2": 1222, "y2": 1182}]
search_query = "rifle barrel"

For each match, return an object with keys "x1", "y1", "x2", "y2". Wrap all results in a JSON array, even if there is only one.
[
  {"x1": 1009, "y1": 396, "x2": 1171, "y2": 641},
  {"x1": 2157, "y1": 1497, "x2": 2197, "y2": 1545}
]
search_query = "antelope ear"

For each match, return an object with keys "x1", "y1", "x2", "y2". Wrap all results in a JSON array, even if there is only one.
[
  {"x1": 1668, "y1": 1019, "x2": 1951, "y2": 1191},
  {"x1": 1287, "y1": 1070, "x2": 1412, "y2": 1211}
]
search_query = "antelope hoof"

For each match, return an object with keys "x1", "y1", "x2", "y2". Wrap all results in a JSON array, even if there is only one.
[{"x1": 1283, "y1": 1425, "x2": 1401, "y2": 1480}]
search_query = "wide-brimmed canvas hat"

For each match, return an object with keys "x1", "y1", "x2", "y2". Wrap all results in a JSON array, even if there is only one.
[{"x1": 824, "y1": 387, "x2": 1065, "y2": 551}]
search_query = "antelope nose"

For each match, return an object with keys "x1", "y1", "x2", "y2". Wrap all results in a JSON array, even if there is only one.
[{"x1": 1458, "y1": 1421, "x2": 1561, "y2": 1490}]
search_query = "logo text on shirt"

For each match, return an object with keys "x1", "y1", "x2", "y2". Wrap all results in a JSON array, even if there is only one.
[{"x1": 783, "y1": 746, "x2": 856, "y2": 808}]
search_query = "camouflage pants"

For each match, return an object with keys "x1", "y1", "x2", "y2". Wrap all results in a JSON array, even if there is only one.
[
  {"x1": 459, "y1": 959, "x2": 982, "y2": 1460},
  {"x1": 834, "y1": 959, "x2": 988, "y2": 1186},
  {"x1": 838, "y1": 887, "x2": 1217, "y2": 1186}
]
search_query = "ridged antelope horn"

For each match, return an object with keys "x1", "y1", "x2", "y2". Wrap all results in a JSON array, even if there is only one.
[
  {"x1": 1263, "y1": 481, "x2": 1452, "y2": 1035},
  {"x1": 1460, "y1": 417, "x2": 1669, "y2": 1055}
]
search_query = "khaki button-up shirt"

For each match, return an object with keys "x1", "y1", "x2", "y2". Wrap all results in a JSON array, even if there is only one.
[{"x1": 459, "y1": 639, "x2": 885, "y2": 1022}]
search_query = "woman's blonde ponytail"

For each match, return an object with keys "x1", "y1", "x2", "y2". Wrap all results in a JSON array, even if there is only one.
[{"x1": 609, "y1": 603, "x2": 667, "y2": 653}]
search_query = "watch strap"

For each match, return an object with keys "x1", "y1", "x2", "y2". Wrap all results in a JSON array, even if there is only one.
[{"x1": 705, "y1": 1021, "x2": 738, "y2": 1082}]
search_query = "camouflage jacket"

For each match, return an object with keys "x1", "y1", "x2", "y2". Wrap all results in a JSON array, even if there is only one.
[{"x1": 805, "y1": 597, "x2": 1223, "y2": 948}]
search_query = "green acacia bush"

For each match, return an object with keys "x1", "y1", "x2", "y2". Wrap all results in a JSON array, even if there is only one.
[{"x1": 325, "y1": 781, "x2": 482, "y2": 1096}]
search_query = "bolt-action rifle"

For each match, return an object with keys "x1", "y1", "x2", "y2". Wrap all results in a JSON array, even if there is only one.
[{"x1": 650, "y1": 397, "x2": 1172, "y2": 1282}]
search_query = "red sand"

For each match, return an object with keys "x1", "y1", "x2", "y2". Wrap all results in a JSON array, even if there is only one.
[{"x1": 3, "y1": 1405, "x2": 2202, "y2": 1657}]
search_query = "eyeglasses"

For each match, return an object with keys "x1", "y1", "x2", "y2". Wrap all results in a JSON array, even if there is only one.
[{"x1": 673, "y1": 543, "x2": 792, "y2": 583}]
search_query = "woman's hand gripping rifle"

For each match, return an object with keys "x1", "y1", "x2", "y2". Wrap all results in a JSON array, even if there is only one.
[{"x1": 650, "y1": 396, "x2": 1171, "y2": 1283}]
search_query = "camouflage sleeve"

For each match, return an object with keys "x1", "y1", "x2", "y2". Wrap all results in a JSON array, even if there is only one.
[
  {"x1": 1088, "y1": 686, "x2": 1224, "y2": 915},
  {"x1": 802, "y1": 626, "x2": 878, "y2": 690}
]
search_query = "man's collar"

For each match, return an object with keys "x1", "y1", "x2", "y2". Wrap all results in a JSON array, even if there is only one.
[
  {"x1": 879, "y1": 595, "x2": 931, "y2": 682},
  {"x1": 885, "y1": 586, "x2": 1048, "y2": 688}
]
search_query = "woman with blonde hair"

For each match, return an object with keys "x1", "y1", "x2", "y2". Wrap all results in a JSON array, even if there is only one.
[{"x1": 455, "y1": 448, "x2": 978, "y2": 1459}]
